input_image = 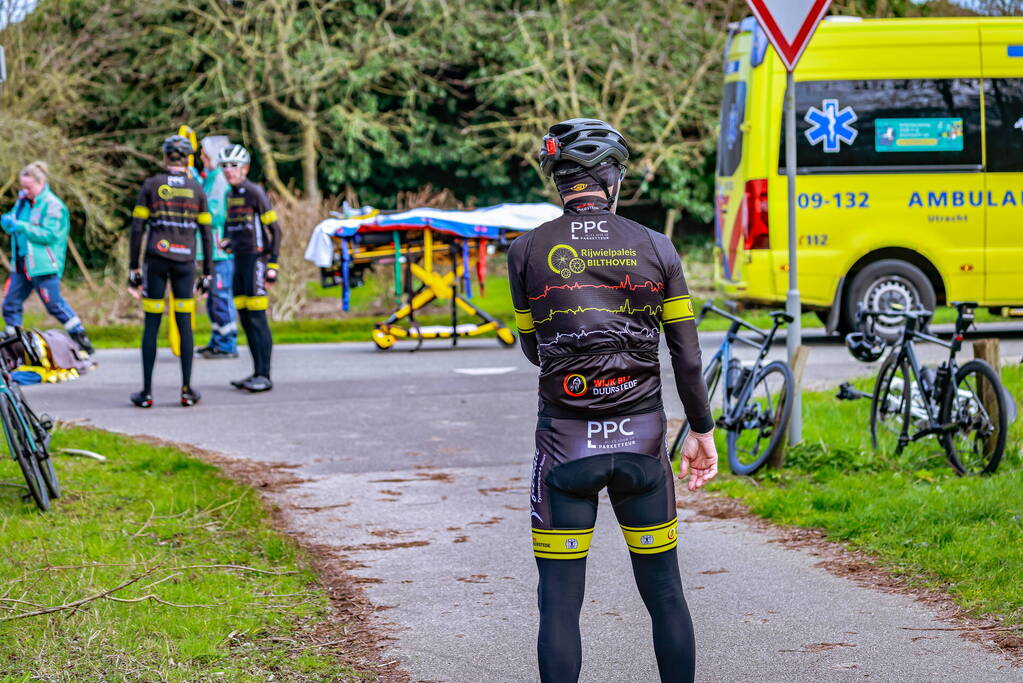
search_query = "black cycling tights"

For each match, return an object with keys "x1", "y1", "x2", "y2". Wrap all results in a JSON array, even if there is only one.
[
  {"x1": 141, "y1": 257, "x2": 195, "y2": 393},
  {"x1": 536, "y1": 453, "x2": 696, "y2": 683},
  {"x1": 233, "y1": 253, "x2": 273, "y2": 379}
]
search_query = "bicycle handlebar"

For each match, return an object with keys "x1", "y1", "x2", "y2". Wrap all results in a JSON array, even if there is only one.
[{"x1": 696, "y1": 302, "x2": 789, "y2": 340}]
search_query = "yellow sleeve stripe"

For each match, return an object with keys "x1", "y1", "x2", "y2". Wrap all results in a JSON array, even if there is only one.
[
  {"x1": 514, "y1": 308, "x2": 535, "y2": 334},
  {"x1": 532, "y1": 528, "x2": 594, "y2": 560},
  {"x1": 197, "y1": 212, "x2": 212, "y2": 225},
  {"x1": 132, "y1": 206, "x2": 150, "y2": 219},
  {"x1": 141, "y1": 298, "x2": 165, "y2": 313},
  {"x1": 266, "y1": 263, "x2": 279, "y2": 270},
  {"x1": 662, "y1": 296, "x2": 695, "y2": 324},
  {"x1": 246, "y1": 295, "x2": 269, "y2": 311},
  {"x1": 260, "y1": 210, "x2": 278, "y2": 225},
  {"x1": 233, "y1": 296, "x2": 248, "y2": 310},
  {"x1": 172, "y1": 298, "x2": 196, "y2": 313},
  {"x1": 620, "y1": 517, "x2": 678, "y2": 555}
]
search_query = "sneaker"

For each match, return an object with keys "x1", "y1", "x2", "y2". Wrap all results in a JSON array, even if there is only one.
[
  {"x1": 195, "y1": 344, "x2": 213, "y2": 355},
  {"x1": 180, "y1": 386, "x2": 201, "y2": 407},
  {"x1": 130, "y1": 391, "x2": 153, "y2": 408},
  {"x1": 242, "y1": 375, "x2": 273, "y2": 393},
  {"x1": 70, "y1": 330, "x2": 95, "y2": 355},
  {"x1": 201, "y1": 348, "x2": 239, "y2": 360},
  {"x1": 230, "y1": 375, "x2": 254, "y2": 389}
]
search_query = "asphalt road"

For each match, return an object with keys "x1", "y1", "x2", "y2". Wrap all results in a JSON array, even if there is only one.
[{"x1": 27, "y1": 328, "x2": 1023, "y2": 682}]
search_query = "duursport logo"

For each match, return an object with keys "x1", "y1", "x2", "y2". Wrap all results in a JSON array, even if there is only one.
[
  {"x1": 667, "y1": 527, "x2": 677, "y2": 541},
  {"x1": 563, "y1": 373, "x2": 587, "y2": 397},
  {"x1": 548, "y1": 244, "x2": 586, "y2": 279},
  {"x1": 156, "y1": 239, "x2": 170, "y2": 252}
]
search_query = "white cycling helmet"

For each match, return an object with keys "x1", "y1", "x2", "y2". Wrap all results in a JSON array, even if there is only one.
[{"x1": 218, "y1": 144, "x2": 251, "y2": 167}]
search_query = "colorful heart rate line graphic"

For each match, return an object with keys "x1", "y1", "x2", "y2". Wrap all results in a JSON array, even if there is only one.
[
  {"x1": 532, "y1": 299, "x2": 662, "y2": 326},
  {"x1": 537, "y1": 323, "x2": 660, "y2": 349},
  {"x1": 528, "y1": 274, "x2": 665, "y2": 301}
]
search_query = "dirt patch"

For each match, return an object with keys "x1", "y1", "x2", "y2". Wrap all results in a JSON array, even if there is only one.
[
  {"x1": 341, "y1": 541, "x2": 430, "y2": 552},
  {"x1": 118, "y1": 432, "x2": 410, "y2": 682},
  {"x1": 684, "y1": 491, "x2": 1023, "y2": 666},
  {"x1": 370, "y1": 471, "x2": 455, "y2": 484},
  {"x1": 780, "y1": 642, "x2": 857, "y2": 654}
]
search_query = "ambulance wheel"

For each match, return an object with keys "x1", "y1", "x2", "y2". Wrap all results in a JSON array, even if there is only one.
[
  {"x1": 372, "y1": 329, "x2": 395, "y2": 350},
  {"x1": 497, "y1": 328, "x2": 516, "y2": 347},
  {"x1": 844, "y1": 259, "x2": 936, "y2": 342}
]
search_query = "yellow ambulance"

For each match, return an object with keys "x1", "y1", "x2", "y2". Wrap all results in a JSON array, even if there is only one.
[{"x1": 714, "y1": 16, "x2": 1023, "y2": 335}]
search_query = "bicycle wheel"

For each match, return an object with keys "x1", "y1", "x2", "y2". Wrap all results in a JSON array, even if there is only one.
[
  {"x1": 870, "y1": 353, "x2": 912, "y2": 455},
  {"x1": 669, "y1": 356, "x2": 722, "y2": 462},
  {"x1": 942, "y1": 359, "x2": 1007, "y2": 475},
  {"x1": 13, "y1": 386, "x2": 59, "y2": 498},
  {"x1": 726, "y1": 360, "x2": 794, "y2": 476},
  {"x1": 1, "y1": 393, "x2": 49, "y2": 511}
]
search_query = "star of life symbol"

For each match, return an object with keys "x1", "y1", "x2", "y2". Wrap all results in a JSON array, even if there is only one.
[
  {"x1": 640, "y1": 534, "x2": 654, "y2": 546},
  {"x1": 804, "y1": 99, "x2": 858, "y2": 153}
]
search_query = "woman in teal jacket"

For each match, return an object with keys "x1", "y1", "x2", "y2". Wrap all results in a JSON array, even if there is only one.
[{"x1": 1, "y1": 161, "x2": 94, "y2": 354}]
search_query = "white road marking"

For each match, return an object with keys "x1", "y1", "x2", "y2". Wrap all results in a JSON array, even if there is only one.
[{"x1": 454, "y1": 367, "x2": 517, "y2": 376}]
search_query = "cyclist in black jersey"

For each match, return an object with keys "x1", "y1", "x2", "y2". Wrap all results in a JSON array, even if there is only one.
[
  {"x1": 128, "y1": 135, "x2": 213, "y2": 408},
  {"x1": 217, "y1": 145, "x2": 281, "y2": 393},
  {"x1": 508, "y1": 119, "x2": 719, "y2": 683}
]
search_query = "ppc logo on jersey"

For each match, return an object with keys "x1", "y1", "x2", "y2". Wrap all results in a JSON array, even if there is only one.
[
  {"x1": 569, "y1": 218, "x2": 609, "y2": 241},
  {"x1": 156, "y1": 239, "x2": 170, "y2": 252},
  {"x1": 548, "y1": 244, "x2": 586, "y2": 279},
  {"x1": 804, "y1": 99, "x2": 858, "y2": 153}
]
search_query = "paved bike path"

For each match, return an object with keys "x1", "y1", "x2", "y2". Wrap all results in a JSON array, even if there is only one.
[{"x1": 28, "y1": 334, "x2": 1023, "y2": 682}]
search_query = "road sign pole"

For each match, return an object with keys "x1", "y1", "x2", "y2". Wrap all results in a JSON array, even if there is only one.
[{"x1": 785, "y1": 69, "x2": 802, "y2": 445}]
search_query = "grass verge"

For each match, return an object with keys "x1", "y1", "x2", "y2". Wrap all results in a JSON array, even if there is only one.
[
  {"x1": 0, "y1": 426, "x2": 372, "y2": 682},
  {"x1": 706, "y1": 364, "x2": 1023, "y2": 627}
]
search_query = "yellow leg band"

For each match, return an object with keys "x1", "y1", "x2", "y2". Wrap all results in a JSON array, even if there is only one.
[
  {"x1": 620, "y1": 518, "x2": 678, "y2": 555},
  {"x1": 532, "y1": 527, "x2": 594, "y2": 560},
  {"x1": 233, "y1": 296, "x2": 248, "y2": 310},
  {"x1": 246, "y1": 295, "x2": 269, "y2": 311},
  {"x1": 142, "y1": 298, "x2": 165, "y2": 314},
  {"x1": 173, "y1": 298, "x2": 195, "y2": 313}
]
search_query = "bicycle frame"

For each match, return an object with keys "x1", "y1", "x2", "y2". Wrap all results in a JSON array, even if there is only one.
[{"x1": 698, "y1": 304, "x2": 787, "y2": 431}]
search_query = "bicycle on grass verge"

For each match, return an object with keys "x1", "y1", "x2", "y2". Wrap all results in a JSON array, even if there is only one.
[
  {"x1": 669, "y1": 303, "x2": 795, "y2": 475},
  {"x1": 841, "y1": 301, "x2": 1007, "y2": 475},
  {"x1": 0, "y1": 330, "x2": 59, "y2": 510}
]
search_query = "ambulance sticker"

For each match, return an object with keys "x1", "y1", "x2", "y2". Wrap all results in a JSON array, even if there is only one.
[{"x1": 805, "y1": 99, "x2": 858, "y2": 153}]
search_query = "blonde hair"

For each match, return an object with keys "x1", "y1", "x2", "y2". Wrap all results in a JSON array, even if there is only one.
[{"x1": 19, "y1": 161, "x2": 49, "y2": 185}]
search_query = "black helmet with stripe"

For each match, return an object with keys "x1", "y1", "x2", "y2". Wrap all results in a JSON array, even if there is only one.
[
  {"x1": 539, "y1": 118, "x2": 630, "y2": 177},
  {"x1": 162, "y1": 135, "x2": 194, "y2": 162}
]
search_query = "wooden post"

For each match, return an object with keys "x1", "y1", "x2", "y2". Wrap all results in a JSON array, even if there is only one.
[
  {"x1": 972, "y1": 339, "x2": 1001, "y2": 450},
  {"x1": 663, "y1": 208, "x2": 677, "y2": 241},
  {"x1": 769, "y1": 344, "x2": 810, "y2": 469}
]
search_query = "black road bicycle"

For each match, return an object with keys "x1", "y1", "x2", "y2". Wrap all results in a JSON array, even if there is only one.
[
  {"x1": 670, "y1": 303, "x2": 795, "y2": 475},
  {"x1": 847, "y1": 302, "x2": 1007, "y2": 475},
  {"x1": 0, "y1": 331, "x2": 58, "y2": 510}
]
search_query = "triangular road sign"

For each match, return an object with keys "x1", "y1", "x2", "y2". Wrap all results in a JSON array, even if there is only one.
[{"x1": 746, "y1": 0, "x2": 833, "y2": 71}]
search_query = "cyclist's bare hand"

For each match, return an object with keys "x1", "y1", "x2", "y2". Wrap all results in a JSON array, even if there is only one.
[{"x1": 678, "y1": 429, "x2": 718, "y2": 492}]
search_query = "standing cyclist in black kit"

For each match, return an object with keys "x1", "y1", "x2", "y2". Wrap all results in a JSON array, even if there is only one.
[
  {"x1": 217, "y1": 144, "x2": 280, "y2": 393},
  {"x1": 507, "y1": 119, "x2": 719, "y2": 683},
  {"x1": 128, "y1": 135, "x2": 213, "y2": 408}
]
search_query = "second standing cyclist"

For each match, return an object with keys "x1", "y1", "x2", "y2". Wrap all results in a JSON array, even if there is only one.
[
  {"x1": 218, "y1": 144, "x2": 280, "y2": 393},
  {"x1": 128, "y1": 135, "x2": 213, "y2": 408}
]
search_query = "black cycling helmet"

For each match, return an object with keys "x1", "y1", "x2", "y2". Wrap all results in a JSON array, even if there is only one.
[
  {"x1": 162, "y1": 135, "x2": 194, "y2": 161},
  {"x1": 539, "y1": 118, "x2": 629, "y2": 177},
  {"x1": 845, "y1": 331, "x2": 886, "y2": 363}
]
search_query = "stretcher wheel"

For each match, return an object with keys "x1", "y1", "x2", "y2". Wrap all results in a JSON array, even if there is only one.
[
  {"x1": 497, "y1": 327, "x2": 516, "y2": 347},
  {"x1": 372, "y1": 329, "x2": 395, "y2": 350}
]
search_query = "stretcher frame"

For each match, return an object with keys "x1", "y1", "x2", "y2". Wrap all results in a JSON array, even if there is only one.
[{"x1": 326, "y1": 228, "x2": 517, "y2": 351}]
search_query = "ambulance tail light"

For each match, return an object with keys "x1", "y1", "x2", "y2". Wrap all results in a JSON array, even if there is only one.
[{"x1": 745, "y1": 179, "x2": 770, "y2": 250}]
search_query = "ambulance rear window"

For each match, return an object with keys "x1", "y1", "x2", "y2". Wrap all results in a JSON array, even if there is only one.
[
  {"x1": 780, "y1": 78, "x2": 982, "y2": 174},
  {"x1": 717, "y1": 81, "x2": 747, "y2": 177},
  {"x1": 985, "y1": 78, "x2": 1023, "y2": 173}
]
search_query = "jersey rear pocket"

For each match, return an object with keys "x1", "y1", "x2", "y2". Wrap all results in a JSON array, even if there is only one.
[{"x1": 539, "y1": 350, "x2": 661, "y2": 415}]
